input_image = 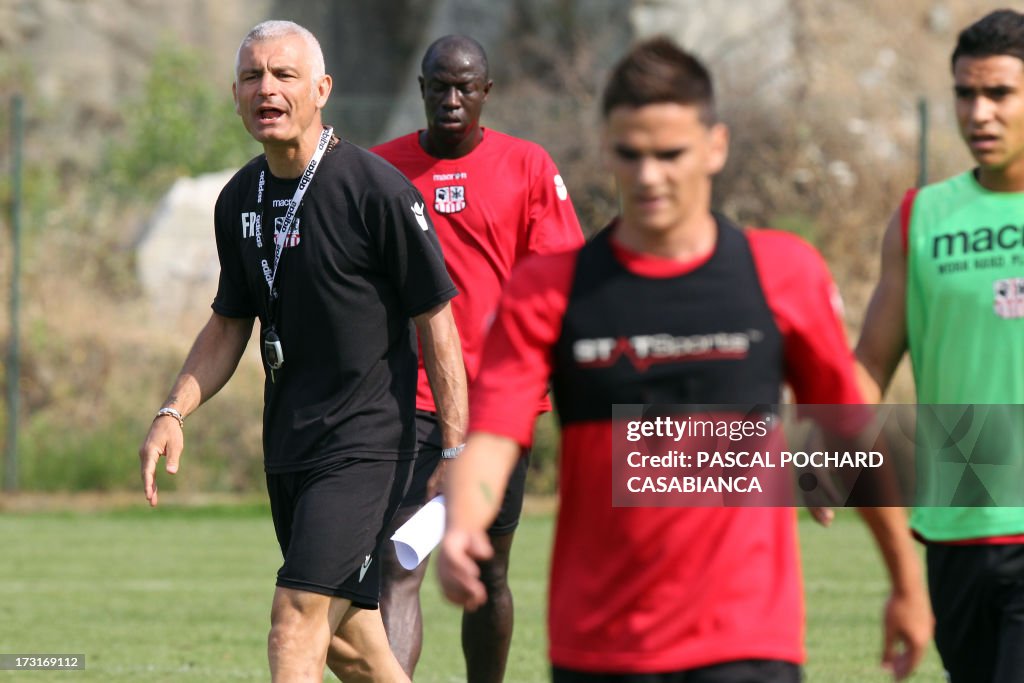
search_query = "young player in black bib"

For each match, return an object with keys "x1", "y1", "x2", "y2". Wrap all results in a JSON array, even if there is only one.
[{"x1": 438, "y1": 38, "x2": 932, "y2": 682}]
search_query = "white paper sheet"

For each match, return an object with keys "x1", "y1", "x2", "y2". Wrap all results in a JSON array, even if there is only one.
[{"x1": 390, "y1": 495, "x2": 446, "y2": 570}]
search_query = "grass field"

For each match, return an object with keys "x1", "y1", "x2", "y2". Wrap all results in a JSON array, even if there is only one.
[{"x1": 0, "y1": 503, "x2": 944, "y2": 682}]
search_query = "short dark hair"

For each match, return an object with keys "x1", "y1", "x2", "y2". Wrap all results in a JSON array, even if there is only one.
[
  {"x1": 601, "y1": 37, "x2": 715, "y2": 124},
  {"x1": 951, "y1": 9, "x2": 1024, "y2": 71},
  {"x1": 421, "y1": 34, "x2": 489, "y2": 80}
]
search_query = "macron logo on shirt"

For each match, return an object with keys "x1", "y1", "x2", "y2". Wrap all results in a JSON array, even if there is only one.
[{"x1": 411, "y1": 202, "x2": 429, "y2": 231}]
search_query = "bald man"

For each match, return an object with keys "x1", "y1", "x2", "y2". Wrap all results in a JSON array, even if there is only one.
[{"x1": 366, "y1": 35, "x2": 583, "y2": 681}]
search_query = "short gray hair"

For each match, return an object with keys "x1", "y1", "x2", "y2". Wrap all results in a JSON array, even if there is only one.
[{"x1": 235, "y1": 20, "x2": 326, "y2": 84}]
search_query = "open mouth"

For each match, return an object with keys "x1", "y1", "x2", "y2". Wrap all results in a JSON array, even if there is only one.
[
  {"x1": 635, "y1": 196, "x2": 666, "y2": 210},
  {"x1": 257, "y1": 106, "x2": 285, "y2": 123}
]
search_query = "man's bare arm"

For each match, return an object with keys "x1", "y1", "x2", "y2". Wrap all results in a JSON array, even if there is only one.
[
  {"x1": 138, "y1": 313, "x2": 253, "y2": 507},
  {"x1": 437, "y1": 432, "x2": 521, "y2": 610},
  {"x1": 856, "y1": 506, "x2": 933, "y2": 680},
  {"x1": 855, "y1": 209, "x2": 909, "y2": 403},
  {"x1": 414, "y1": 302, "x2": 469, "y2": 496}
]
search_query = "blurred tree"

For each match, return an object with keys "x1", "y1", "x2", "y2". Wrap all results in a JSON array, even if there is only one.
[{"x1": 104, "y1": 43, "x2": 259, "y2": 201}]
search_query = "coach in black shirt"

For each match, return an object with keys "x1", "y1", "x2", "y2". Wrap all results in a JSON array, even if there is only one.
[{"x1": 138, "y1": 20, "x2": 466, "y2": 682}]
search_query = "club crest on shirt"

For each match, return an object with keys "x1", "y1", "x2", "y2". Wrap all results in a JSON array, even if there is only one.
[
  {"x1": 274, "y1": 216, "x2": 301, "y2": 248},
  {"x1": 994, "y1": 277, "x2": 1024, "y2": 319},
  {"x1": 434, "y1": 185, "x2": 466, "y2": 214}
]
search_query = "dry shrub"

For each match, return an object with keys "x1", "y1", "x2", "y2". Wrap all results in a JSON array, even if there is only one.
[{"x1": 1, "y1": 189, "x2": 265, "y2": 492}]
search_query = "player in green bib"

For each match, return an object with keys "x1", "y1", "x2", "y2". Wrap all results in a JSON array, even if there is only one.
[{"x1": 857, "y1": 9, "x2": 1024, "y2": 683}]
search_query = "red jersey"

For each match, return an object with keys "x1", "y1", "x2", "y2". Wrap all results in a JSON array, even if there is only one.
[
  {"x1": 371, "y1": 129, "x2": 583, "y2": 412},
  {"x1": 470, "y1": 218, "x2": 863, "y2": 673}
]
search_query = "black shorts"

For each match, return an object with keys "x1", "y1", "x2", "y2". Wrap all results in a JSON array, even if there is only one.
[
  {"x1": 266, "y1": 456, "x2": 412, "y2": 609},
  {"x1": 403, "y1": 410, "x2": 528, "y2": 535},
  {"x1": 927, "y1": 542, "x2": 1024, "y2": 683},
  {"x1": 552, "y1": 659, "x2": 801, "y2": 683}
]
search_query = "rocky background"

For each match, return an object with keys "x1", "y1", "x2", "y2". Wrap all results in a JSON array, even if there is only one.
[{"x1": 0, "y1": 0, "x2": 1009, "y2": 492}]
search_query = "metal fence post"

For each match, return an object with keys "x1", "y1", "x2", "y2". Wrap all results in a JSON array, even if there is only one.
[
  {"x1": 917, "y1": 97, "x2": 929, "y2": 188},
  {"x1": 4, "y1": 94, "x2": 24, "y2": 492}
]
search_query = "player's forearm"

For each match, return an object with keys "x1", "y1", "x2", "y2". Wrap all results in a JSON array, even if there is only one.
[
  {"x1": 854, "y1": 325, "x2": 903, "y2": 402},
  {"x1": 446, "y1": 432, "x2": 520, "y2": 531},
  {"x1": 856, "y1": 506, "x2": 925, "y2": 595},
  {"x1": 854, "y1": 209, "x2": 909, "y2": 402},
  {"x1": 415, "y1": 303, "x2": 468, "y2": 447},
  {"x1": 162, "y1": 313, "x2": 253, "y2": 416}
]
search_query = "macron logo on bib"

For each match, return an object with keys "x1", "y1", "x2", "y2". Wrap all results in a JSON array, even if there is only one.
[{"x1": 411, "y1": 202, "x2": 429, "y2": 231}]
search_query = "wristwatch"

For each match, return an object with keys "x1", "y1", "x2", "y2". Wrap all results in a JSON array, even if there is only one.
[{"x1": 441, "y1": 444, "x2": 465, "y2": 459}]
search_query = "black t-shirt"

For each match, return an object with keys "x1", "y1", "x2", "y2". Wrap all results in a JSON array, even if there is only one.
[{"x1": 212, "y1": 137, "x2": 457, "y2": 472}]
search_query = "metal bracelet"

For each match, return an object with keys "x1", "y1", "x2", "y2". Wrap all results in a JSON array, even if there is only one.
[
  {"x1": 441, "y1": 443, "x2": 465, "y2": 459},
  {"x1": 154, "y1": 407, "x2": 184, "y2": 429}
]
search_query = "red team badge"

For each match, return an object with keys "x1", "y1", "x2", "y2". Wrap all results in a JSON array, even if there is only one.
[{"x1": 434, "y1": 185, "x2": 466, "y2": 214}]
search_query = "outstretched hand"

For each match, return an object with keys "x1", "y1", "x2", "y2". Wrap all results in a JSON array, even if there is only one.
[{"x1": 138, "y1": 416, "x2": 183, "y2": 507}]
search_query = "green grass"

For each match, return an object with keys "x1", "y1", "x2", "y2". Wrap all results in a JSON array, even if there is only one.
[
  {"x1": 801, "y1": 511, "x2": 944, "y2": 682},
  {"x1": 0, "y1": 505, "x2": 943, "y2": 681}
]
